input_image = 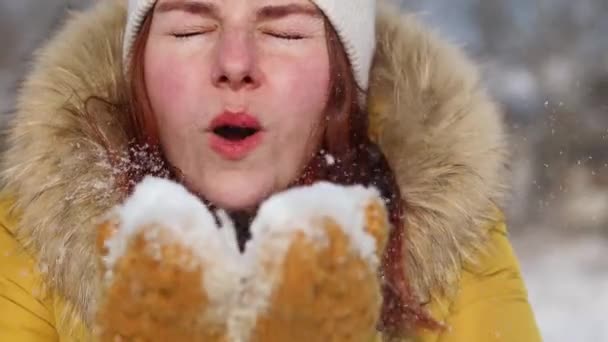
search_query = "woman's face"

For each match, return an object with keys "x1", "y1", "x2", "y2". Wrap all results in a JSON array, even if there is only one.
[{"x1": 145, "y1": 0, "x2": 330, "y2": 211}]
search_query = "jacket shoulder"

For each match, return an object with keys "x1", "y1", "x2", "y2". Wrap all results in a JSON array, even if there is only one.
[
  {"x1": 438, "y1": 220, "x2": 542, "y2": 341},
  {"x1": 413, "y1": 219, "x2": 542, "y2": 342},
  {"x1": 0, "y1": 195, "x2": 59, "y2": 341}
]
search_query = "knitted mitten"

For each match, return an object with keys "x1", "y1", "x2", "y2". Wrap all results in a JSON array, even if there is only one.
[{"x1": 95, "y1": 177, "x2": 388, "y2": 342}]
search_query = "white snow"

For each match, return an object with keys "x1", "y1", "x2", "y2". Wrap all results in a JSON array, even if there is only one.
[
  {"x1": 104, "y1": 177, "x2": 385, "y2": 272},
  {"x1": 104, "y1": 177, "x2": 224, "y2": 268},
  {"x1": 105, "y1": 178, "x2": 385, "y2": 271}
]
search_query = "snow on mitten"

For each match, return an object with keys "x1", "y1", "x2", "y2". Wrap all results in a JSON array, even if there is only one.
[
  {"x1": 231, "y1": 183, "x2": 389, "y2": 342},
  {"x1": 95, "y1": 177, "x2": 241, "y2": 342}
]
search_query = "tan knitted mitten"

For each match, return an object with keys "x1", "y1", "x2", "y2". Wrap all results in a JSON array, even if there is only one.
[{"x1": 95, "y1": 177, "x2": 388, "y2": 342}]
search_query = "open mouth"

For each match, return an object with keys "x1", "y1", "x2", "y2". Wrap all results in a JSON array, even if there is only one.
[
  {"x1": 213, "y1": 125, "x2": 260, "y2": 141},
  {"x1": 208, "y1": 111, "x2": 264, "y2": 160}
]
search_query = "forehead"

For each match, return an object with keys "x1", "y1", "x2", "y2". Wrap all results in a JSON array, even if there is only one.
[
  {"x1": 155, "y1": 0, "x2": 314, "y2": 4},
  {"x1": 154, "y1": 0, "x2": 320, "y2": 14}
]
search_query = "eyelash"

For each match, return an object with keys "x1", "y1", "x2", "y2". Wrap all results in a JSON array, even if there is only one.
[
  {"x1": 265, "y1": 32, "x2": 305, "y2": 40},
  {"x1": 172, "y1": 26, "x2": 216, "y2": 39},
  {"x1": 172, "y1": 31, "x2": 305, "y2": 40},
  {"x1": 172, "y1": 32, "x2": 203, "y2": 39}
]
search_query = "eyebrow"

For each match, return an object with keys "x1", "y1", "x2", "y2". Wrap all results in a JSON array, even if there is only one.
[
  {"x1": 155, "y1": 1, "x2": 321, "y2": 21},
  {"x1": 256, "y1": 4, "x2": 322, "y2": 21},
  {"x1": 155, "y1": 1, "x2": 219, "y2": 19}
]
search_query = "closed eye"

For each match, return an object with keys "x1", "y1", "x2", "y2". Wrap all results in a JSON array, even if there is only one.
[
  {"x1": 173, "y1": 32, "x2": 204, "y2": 39},
  {"x1": 172, "y1": 27, "x2": 216, "y2": 39},
  {"x1": 265, "y1": 31, "x2": 305, "y2": 40}
]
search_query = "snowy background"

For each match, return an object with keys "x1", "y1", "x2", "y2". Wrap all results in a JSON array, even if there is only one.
[{"x1": 1, "y1": 0, "x2": 607, "y2": 340}]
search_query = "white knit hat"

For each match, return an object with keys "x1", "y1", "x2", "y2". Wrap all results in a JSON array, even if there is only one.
[{"x1": 123, "y1": 0, "x2": 376, "y2": 90}]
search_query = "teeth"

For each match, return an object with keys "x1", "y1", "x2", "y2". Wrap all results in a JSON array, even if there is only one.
[{"x1": 214, "y1": 126, "x2": 258, "y2": 141}]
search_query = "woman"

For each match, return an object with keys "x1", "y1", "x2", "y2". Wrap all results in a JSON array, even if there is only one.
[{"x1": 0, "y1": 0, "x2": 541, "y2": 340}]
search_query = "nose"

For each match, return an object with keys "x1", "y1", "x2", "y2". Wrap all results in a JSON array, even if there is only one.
[{"x1": 212, "y1": 30, "x2": 261, "y2": 91}]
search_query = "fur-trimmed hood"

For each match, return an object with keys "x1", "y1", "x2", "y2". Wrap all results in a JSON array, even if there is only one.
[{"x1": 1, "y1": 0, "x2": 507, "y2": 332}]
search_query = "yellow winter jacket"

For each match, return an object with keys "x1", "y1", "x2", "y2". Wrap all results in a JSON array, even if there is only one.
[{"x1": 0, "y1": 196, "x2": 540, "y2": 341}]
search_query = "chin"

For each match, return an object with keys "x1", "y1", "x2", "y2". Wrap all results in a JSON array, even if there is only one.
[
  {"x1": 203, "y1": 179, "x2": 272, "y2": 212},
  {"x1": 211, "y1": 194, "x2": 262, "y2": 212}
]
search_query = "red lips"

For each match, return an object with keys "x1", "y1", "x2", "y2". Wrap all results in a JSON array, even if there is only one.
[{"x1": 208, "y1": 111, "x2": 263, "y2": 160}]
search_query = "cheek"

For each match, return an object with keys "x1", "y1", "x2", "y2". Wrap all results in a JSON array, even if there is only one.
[
  {"x1": 146, "y1": 56, "x2": 179, "y2": 112},
  {"x1": 144, "y1": 48, "x2": 214, "y2": 172},
  {"x1": 276, "y1": 57, "x2": 329, "y2": 112},
  {"x1": 261, "y1": 54, "x2": 330, "y2": 177},
  {"x1": 264, "y1": 51, "x2": 330, "y2": 135},
  {"x1": 144, "y1": 50, "x2": 204, "y2": 130}
]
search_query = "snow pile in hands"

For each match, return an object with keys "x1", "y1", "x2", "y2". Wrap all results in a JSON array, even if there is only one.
[
  {"x1": 104, "y1": 176, "x2": 384, "y2": 268},
  {"x1": 101, "y1": 176, "x2": 387, "y2": 336}
]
